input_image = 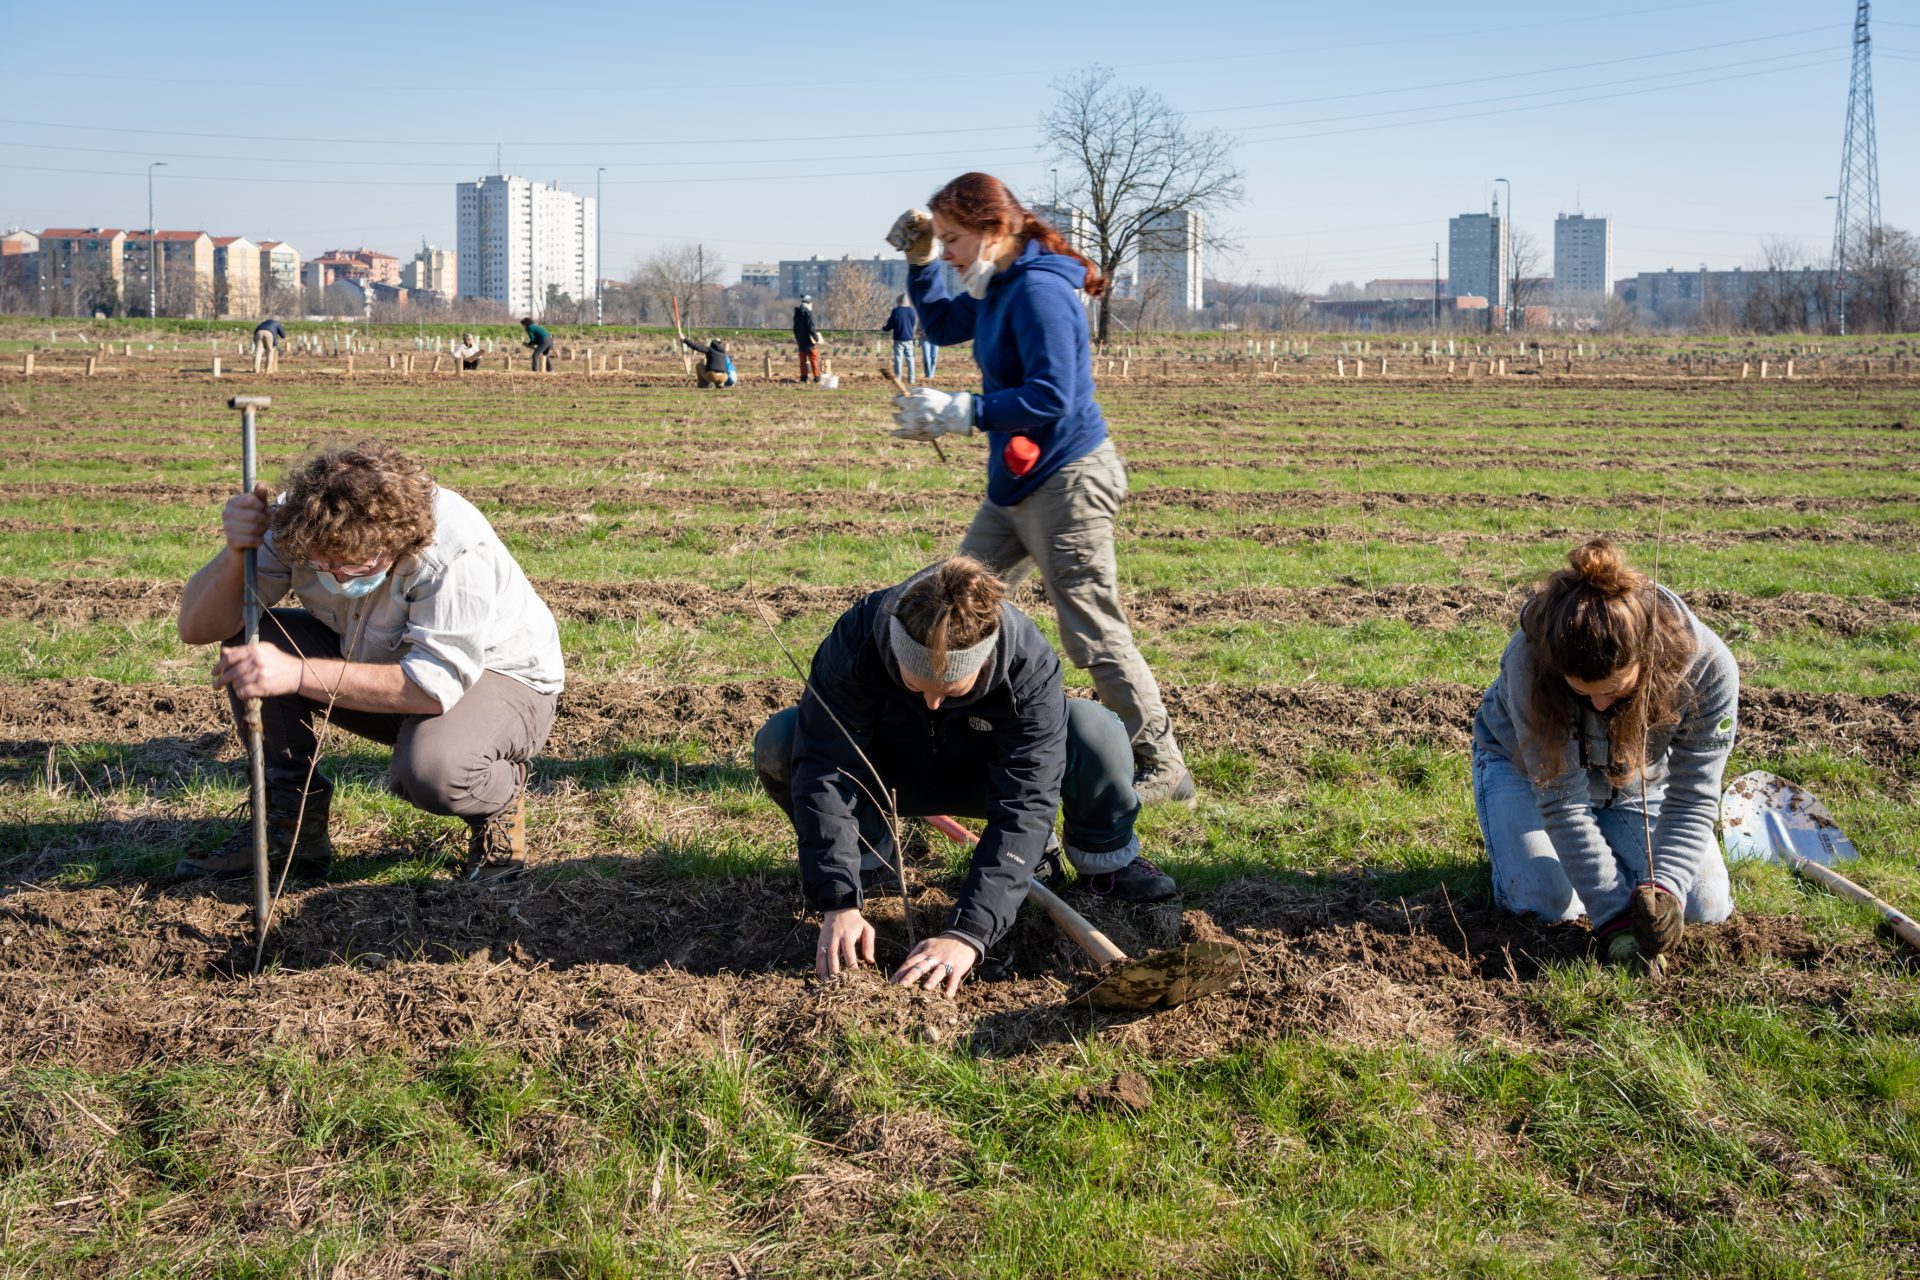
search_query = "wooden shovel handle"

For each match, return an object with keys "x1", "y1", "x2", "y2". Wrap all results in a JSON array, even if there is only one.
[
  {"x1": 1788, "y1": 853, "x2": 1920, "y2": 953},
  {"x1": 925, "y1": 815, "x2": 1128, "y2": 967}
]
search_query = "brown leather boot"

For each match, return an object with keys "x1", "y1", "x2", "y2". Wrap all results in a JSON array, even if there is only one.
[
  {"x1": 463, "y1": 770, "x2": 526, "y2": 884},
  {"x1": 176, "y1": 806, "x2": 333, "y2": 880}
]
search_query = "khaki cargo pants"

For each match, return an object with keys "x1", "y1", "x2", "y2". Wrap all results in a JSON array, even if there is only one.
[{"x1": 957, "y1": 439, "x2": 1184, "y2": 775}]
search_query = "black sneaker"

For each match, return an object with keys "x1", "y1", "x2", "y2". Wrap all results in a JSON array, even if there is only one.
[{"x1": 1077, "y1": 854, "x2": 1178, "y2": 903}]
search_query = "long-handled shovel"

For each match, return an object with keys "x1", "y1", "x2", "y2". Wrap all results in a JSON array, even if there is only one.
[
  {"x1": 230, "y1": 395, "x2": 272, "y2": 971},
  {"x1": 925, "y1": 814, "x2": 1241, "y2": 1009},
  {"x1": 1723, "y1": 770, "x2": 1920, "y2": 954}
]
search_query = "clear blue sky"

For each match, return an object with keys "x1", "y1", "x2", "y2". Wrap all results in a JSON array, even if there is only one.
[{"x1": 3, "y1": 0, "x2": 1913, "y2": 291}]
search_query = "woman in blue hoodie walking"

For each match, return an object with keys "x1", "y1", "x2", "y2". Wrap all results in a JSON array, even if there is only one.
[{"x1": 884, "y1": 172, "x2": 1192, "y2": 810}]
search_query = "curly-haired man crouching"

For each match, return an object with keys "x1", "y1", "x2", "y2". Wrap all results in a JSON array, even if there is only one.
[{"x1": 176, "y1": 439, "x2": 565, "y2": 883}]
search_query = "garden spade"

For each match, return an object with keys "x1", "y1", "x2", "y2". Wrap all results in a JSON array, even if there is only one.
[
  {"x1": 926, "y1": 815, "x2": 1242, "y2": 1009},
  {"x1": 1722, "y1": 770, "x2": 1920, "y2": 954},
  {"x1": 230, "y1": 395, "x2": 272, "y2": 969}
]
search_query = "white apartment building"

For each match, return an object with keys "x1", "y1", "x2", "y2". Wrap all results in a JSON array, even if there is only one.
[
  {"x1": 455, "y1": 174, "x2": 596, "y2": 316},
  {"x1": 401, "y1": 244, "x2": 458, "y2": 297},
  {"x1": 1136, "y1": 208, "x2": 1203, "y2": 313},
  {"x1": 1448, "y1": 212, "x2": 1508, "y2": 309},
  {"x1": 1031, "y1": 203, "x2": 1096, "y2": 260},
  {"x1": 1553, "y1": 214, "x2": 1613, "y2": 302}
]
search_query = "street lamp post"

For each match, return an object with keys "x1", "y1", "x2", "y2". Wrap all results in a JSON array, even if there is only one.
[
  {"x1": 1494, "y1": 177, "x2": 1512, "y2": 334},
  {"x1": 147, "y1": 161, "x2": 167, "y2": 319},
  {"x1": 595, "y1": 167, "x2": 606, "y2": 327}
]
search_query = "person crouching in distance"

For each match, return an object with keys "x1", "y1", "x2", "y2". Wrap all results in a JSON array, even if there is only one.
[
  {"x1": 451, "y1": 332, "x2": 483, "y2": 372},
  {"x1": 752, "y1": 557, "x2": 1177, "y2": 996},
  {"x1": 1471, "y1": 538, "x2": 1739, "y2": 976},
  {"x1": 174, "y1": 439, "x2": 565, "y2": 884},
  {"x1": 680, "y1": 333, "x2": 737, "y2": 388}
]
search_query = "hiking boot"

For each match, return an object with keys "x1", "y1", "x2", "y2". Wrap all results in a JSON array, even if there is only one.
[
  {"x1": 175, "y1": 808, "x2": 333, "y2": 881},
  {"x1": 1132, "y1": 760, "x2": 1197, "y2": 808},
  {"x1": 463, "y1": 777, "x2": 526, "y2": 884},
  {"x1": 1075, "y1": 854, "x2": 1178, "y2": 903},
  {"x1": 1035, "y1": 832, "x2": 1066, "y2": 892}
]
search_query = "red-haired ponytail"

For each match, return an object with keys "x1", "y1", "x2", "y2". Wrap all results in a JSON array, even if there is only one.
[{"x1": 928, "y1": 171, "x2": 1107, "y2": 299}]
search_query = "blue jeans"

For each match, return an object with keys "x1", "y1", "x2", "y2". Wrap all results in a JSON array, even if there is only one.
[
  {"x1": 920, "y1": 339, "x2": 938, "y2": 379},
  {"x1": 1471, "y1": 746, "x2": 1732, "y2": 925},
  {"x1": 891, "y1": 341, "x2": 915, "y2": 383},
  {"x1": 754, "y1": 698, "x2": 1140, "y2": 873}
]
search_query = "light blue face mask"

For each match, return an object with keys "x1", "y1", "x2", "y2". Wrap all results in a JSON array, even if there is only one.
[{"x1": 312, "y1": 566, "x2": 389, "y2": 599}]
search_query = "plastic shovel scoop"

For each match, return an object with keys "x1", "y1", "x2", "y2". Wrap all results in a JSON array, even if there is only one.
[{"x1": 1721, "y1": 770, "x2": 1858, "y2": 867}]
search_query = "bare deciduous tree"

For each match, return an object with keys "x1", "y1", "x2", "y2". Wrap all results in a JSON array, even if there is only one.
[
  {"x1": 629, "y1": 243, "x2": 725, "y2": 327},
  {"x1": 1851, "y1": 225, "x2": 1919, "y2": 334},
  {"x1": 1509, "y1": 229, "x2": 1546, "y2": 322},
  {"x1": 1042, "y1": 64, "x2": 1244, "y2": 343},
  {"x1": 817, "y1": 262, "x2": 892, "y2": 334}
]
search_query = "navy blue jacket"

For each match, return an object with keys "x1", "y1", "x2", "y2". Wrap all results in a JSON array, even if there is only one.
[
  {"x1": 254, "y1": 319, "x2": 286, "y2": 339},
  {"x1": 792, "y1": 583, "x2": 1068, "y2": 951},
  {"x1": 908, "y1": 239, "x2": 1107, "y2": 506},
  {"x1": 881, "y1": 305, "x2": 918, "y2": 342}
]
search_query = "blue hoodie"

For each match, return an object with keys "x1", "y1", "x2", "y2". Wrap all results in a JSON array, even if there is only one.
[
  {"x1": 907, "y1": 240, "x2": 1107, "y2": 506},
  {"x1": 882, "y1": 305, "x2": 918, "y2": 342}
]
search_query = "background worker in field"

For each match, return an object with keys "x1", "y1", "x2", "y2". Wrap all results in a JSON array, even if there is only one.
[
  {"x1": 451, "y1": 332, "x2": 483, "y2": 372},
  {"x1": 792, "y1": 295, "x2": 823, "y2": 382},
  {"x1": 881, "y1": 292, "x2": 918, "y2": 384},
  {"x1": 753, "y1": 558, "x2": 1176, "y2": 995},
  {"x1": 520, "y1": 316, "x2": 553, "y2": 372},
  {"x1": 1473, "y1": 538, "x2": 1739, "y2": 976},
  {"x1": 884, "y1": 172, "x2": 1193, "y2": 806},
  {"x1": 252, "y1": 317, "x2": 285, "y2": 372},
  {"x1": 174, "y1": 439, "x2": 565, "y2": 884},
  {"x1": 680, "y1": 333, "x2": 737, "y2": 388}
]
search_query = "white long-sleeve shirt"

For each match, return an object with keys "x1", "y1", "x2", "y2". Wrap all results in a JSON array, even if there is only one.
[{"x1": 254, "y1": 487, "x2": 564, "y2": 711}]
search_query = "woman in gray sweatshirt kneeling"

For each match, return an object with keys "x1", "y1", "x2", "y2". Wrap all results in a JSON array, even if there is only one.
[{"x1": 1471, "y1": 538, "x2": 1739, "y2": 975}]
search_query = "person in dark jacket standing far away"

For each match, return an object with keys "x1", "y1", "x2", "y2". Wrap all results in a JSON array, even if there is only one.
[
  {"x1": 520, "y1": 317, "x2": 553, "y2": 372},
  {"x1": 1472, "y1": 538, "x2": 1739, "y2": 977},
  {"x1": 792, "y1": 295, "x2": 823, "y2": 382},
  {"x1": 883, "y1": 172, "x2": 1194, "y2": 806},
  {"x1": 753, "y1": 558, "x2": 1176, "y2": 995},
  {"x1": 252, "y1": 318, "x2": 285, "y2": 372},
  {"x1": 881, "y1": 292, "x2": 919, "y2": 384}
]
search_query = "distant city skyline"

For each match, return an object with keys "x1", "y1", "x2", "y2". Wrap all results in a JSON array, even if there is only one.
[{"x1": 1, "y1": 0, "x2": 1912, "y2": 293}]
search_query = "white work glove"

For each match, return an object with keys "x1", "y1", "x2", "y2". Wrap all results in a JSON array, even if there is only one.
[
  {"x1": 891, "y1": 388, "x2": 975, "y2": 441},
  {"x1": 886, "y1": 208, "x2": 938, "y2": 266}
]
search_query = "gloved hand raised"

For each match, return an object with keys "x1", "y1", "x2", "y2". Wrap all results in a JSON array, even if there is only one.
[
  {"x1": 886, "y1": 208, "x2": 938, "y2": 266},
  {"x1": 891, "y1": 388, "x2": 975, "y2": 441}
]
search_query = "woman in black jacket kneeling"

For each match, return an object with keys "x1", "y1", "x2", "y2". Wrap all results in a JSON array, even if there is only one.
[{"x1": 753, "y1": 557, "x2": 1175, "y2": 996}]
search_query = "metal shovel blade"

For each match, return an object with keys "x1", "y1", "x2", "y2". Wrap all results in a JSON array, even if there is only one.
[
  {"x1": 1722, "y1": 770, "x2": 1859, "y2": 868},
  {"x1": 1080, "y1": 940, "x2": 1244, "y2": 1010}
]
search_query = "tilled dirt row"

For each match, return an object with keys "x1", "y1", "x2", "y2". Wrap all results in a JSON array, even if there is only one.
[
  {"x1": 5, "y1": 676, "x2": 1916, "y2": 778},
  {"x1": 1, "y1": 478, "x2": 1913, "y2": 519},
  {"x1": 5, "y1": 575, "x2": 1915, "y2": 641},
  {"x1": 0, "y1": 866, "x2": 1888, "y2": 1077}
]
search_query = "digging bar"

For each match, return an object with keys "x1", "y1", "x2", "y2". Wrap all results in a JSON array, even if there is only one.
[
  {"x1": 925, "y1": 814, "x2": 1241, "y2": 1010},
  {"x1": 880, "y1": 367, "x2": 948, "y2": 463},
  {"x1": 230, "y1": 395, "x2": 271, "y2": 969}
]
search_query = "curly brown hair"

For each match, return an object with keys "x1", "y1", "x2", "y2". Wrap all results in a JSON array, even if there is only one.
[
  {"x1": 894, "y1": 557, "x2": 1006, "y2": 676},
  {"x1": 1520, "y1": 539, "x2": 1696, "y2": 786},
  {"x1": 270, "y1": 439, "x2": 437, "y2": 568}
]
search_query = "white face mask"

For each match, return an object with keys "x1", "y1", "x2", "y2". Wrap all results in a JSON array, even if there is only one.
[{"x1": 960, "y1": 239, "x2": 1000, "y2": 299}]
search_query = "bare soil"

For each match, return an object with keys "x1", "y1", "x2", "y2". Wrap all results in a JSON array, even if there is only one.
[
  {"x1": 4, "y1": 677, "x2": 1918, "y2": 779},
  {"x1": 3, "y1": 575, "x2": 1914, "y2": 641}
]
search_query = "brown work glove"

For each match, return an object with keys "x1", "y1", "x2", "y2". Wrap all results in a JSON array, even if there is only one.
[
  {"x1": 886, "y1": 208, "x2": 937, "y2": 266},
  {"x1": 1630, "y1": 882, "x2": 1684, "y2": 957}
]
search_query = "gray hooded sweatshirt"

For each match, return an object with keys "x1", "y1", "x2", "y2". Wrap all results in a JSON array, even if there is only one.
[{"x1": 1471, "y1": 588, "x2": 1739, "y2": 924}]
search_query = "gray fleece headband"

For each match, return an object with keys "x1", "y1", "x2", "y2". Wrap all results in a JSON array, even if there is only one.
[{"x1": 889, "y1": 615, "x2": 997, "y2": 685}]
